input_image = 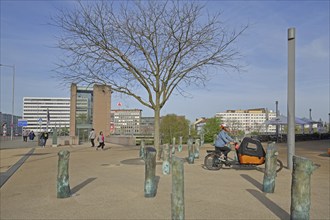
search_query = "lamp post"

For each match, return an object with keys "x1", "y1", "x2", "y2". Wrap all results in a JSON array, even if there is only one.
[
  {"x1": 287, "y1": 27, "x2": 296, "y2": 170},
  {"x1": 0, "y1": 64, "x2": 15, "y2": 140},
  {"x1": 275, "y1": 101, "x2": 279, "y2": 141},
  {"x1": 328, "y1": 113, "x2": 330, "y2": 133}
]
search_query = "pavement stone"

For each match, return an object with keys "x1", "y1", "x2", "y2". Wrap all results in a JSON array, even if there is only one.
[{"x1": 0, "y1": 139, "x2": 329, "y2": 220}]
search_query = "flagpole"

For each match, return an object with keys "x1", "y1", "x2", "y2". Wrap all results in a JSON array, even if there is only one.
[{"x1": 47, "y1": 108, "x2": 50, "y2": 132}]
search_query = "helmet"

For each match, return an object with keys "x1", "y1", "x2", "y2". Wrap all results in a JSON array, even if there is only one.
[{"x1": 220, "y1": 123, "x2": 227, "y2": 128}]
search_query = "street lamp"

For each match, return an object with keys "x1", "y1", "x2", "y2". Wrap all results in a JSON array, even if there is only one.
[
  {"x1": 0, "y1": 64, "x2": 15, "y2": 140},
  {"x1": 328, "y1": 113, "x2": 330, "y2": 133}
]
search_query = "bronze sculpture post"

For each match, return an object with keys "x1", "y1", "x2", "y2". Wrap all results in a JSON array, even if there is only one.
[
  {"x1": 162, "y1": 144, "x2": 170, "y2": 175},
  {"x1": 187, "y1": 137, "x2": 194, "y2": 164},
  {"x1": 171, "y1": 156, "x2": 185, "y2": 220},
  {"x1": 172, "y1": 137, "x2": 176, "y2": 154},
  {"x1": 57, "y1": 150, "x2": 71, "y2": 198},
  {"x1": 178, "y1": 136, "x2": 183, "y2": 152},
  {"x1": 139, "y1": 139, "x2": 145, "y2": 159},
  {"x1": 263, "y1": 142, "x2": 278, "y2": 193},
  {"x1": 194, "y1": 139, "x2": 200, "y2": 159},
  {"x1": 144, "y1": 147, "x2": 157, "y2": 197},
  {"x1": 290, "y1": 155, "x2": 319, "y2": 220}
]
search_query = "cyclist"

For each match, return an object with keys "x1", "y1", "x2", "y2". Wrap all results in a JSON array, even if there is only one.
[{"x1": 214, "y1": 123, "x2": 234, "y2": 160}]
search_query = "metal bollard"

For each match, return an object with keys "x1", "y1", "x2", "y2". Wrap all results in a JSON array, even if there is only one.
[
  {"x1": 144, "y1": 147, "x2": 157, "y2": 198},
  {"x1": 290, "y1": 155, "x2": 319, "y2": 220},
  {"x1": 171, "y1": 156, "x2": 185, "y2": 220},
  {"x1": 57, "y1": 150, "x2": 71, "y2": 198},
  {"x1": 187, "y1": 137, "x2": 194, "y2": 164},
  {"x1": 263, "y1": 142, "x2": 278, "y2": 193}
]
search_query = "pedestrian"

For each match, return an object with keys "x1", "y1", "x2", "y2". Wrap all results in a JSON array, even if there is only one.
[
  {"x1": 40, "y1": 130, "x2": 49, "y2": 148},
  {"x1": 23, "y1": 129, "x2": 28, "y2": 142},
  {"x1": 96, "y1": 131, "x2": 105, "y2": 150},
  {"x1": 29, "y1": 130, "x2": 35, "y2": 140},
  {"x1": 89, "y1": 128, "x2": 96, "y2": 147}
]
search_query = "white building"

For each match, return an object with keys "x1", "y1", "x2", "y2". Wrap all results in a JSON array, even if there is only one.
[
  {"x1": 23, "y1": 97, "x2": 70, "y2": 133},
  {"x1": 215, "y1": 108, "x2": 276, "y2": 133}
]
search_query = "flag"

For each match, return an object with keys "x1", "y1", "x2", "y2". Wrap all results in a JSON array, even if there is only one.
[{"x1": 47, "y1": 108, "x2": 50, "y2": 124}]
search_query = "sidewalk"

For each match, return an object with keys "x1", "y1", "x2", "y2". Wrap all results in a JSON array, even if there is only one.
[
  {"x1": 0, "y1": 138, "x2": 38, "y2": 149},
  {"x1": 0, "y1": 140, "x2": 329, "y2": 219}
]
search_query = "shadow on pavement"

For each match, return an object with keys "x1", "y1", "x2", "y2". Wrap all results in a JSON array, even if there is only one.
[
  {"x1": 246, "y1": 189, "x2": 290, "y2": 219},
  {"x1": 318, "y1": 153, "x2": 329, "y2": 157},
  {"x1": 240, "y1": 174, "x2": 263, "y2": 191},
  {"x1": 71, "y1": 177, "x2": 97, "y2": 194},
  {"x1": 121, "y1": 158, "x2": 162, "y2": 166},
  {"x1": 154, "y1": 176, "x2": 160, "y2": 196}
]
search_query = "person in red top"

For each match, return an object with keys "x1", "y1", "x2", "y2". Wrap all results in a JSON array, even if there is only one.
[{"x1": 96, "y1": 131, "x2": 105, "y2": 150}]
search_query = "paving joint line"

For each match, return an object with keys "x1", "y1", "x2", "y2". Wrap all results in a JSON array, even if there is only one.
[{"x1": 0, "y1": 148, "x2": 35, "y2": 188}]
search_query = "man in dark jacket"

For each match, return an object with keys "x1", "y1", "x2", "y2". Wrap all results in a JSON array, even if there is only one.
[{"x1": 40, "y1": 130, "x2": 49, "y2": 148}]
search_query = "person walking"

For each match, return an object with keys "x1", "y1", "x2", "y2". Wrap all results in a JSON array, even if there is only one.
[
  {"x1": 96, "y1": 131, "x2": 105, "y2": 150},
  {"x1": 29, "y1": 130, "x2": 35, "y2": 140},
  {"x1": 89, "y1": 128, "x2": 96, "y2": 147},
  {"x1": 40, "y1": 130, "x2": 49, "y2": 148},
  {"x1": 23, "y1": 129, "x2": 28, "y2": 142}
]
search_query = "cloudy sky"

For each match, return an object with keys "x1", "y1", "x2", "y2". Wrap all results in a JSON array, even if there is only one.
[{"x1": 1, "y1": 1, "x2": 329, "y2": 123}]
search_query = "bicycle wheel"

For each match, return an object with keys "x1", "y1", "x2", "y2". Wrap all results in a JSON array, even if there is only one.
[
  {"x1": 276, "y1": 159, "x2": 283, "y2": 173},
  {"x1": 204, "y1": 154, "x2": 222, "y2": 170}
]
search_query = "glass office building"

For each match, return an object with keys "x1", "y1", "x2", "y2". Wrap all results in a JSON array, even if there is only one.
[{"x1": 70, "y1": 84, "x2": 111, "y2": 143}]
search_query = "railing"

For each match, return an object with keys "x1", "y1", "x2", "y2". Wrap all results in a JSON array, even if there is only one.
[{"x1": 251, "y1": 133, "x2": 330, "y2": 143}]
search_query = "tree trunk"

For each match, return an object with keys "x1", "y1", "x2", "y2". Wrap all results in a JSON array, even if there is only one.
[{"x1": 154, "y1": 106, "x2": 161, "y2": 160}]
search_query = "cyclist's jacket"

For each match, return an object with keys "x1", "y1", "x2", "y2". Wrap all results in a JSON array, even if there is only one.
[{"x1": 215, "y1": 130, "x2": 233, "y2": 148}]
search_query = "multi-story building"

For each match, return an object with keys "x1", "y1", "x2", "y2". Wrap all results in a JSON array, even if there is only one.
[
  {"x1": 23, "y1": 97, "x2": 70, "y2": 133},
  {"x1": 215, "y1": 108, "x2": 276, "y2": 133},
  {"x1": 140, "y1": 116, "x2": 155, "y2": 136},
  {"x1": 70, "y1": 84, "x2": 111, "y2": 143},
  {"x1": 111, "y1": 109, "x2": 142, "y2": 135},
  {"x1": 0, "y1": 112, "x2": 22, "y2": 136}
]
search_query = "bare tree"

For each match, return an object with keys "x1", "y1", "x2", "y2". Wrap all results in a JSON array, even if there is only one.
[{"x1": 53, "y1": 0, "x2": 247, "y2": 154}]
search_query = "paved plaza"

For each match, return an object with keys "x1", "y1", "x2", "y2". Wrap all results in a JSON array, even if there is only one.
[{"x1": 0, "y1": 139, "x2": 329, "y2": 219}]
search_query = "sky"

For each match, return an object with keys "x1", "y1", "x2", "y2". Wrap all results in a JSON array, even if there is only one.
[{"x1": 1, "y1": 0, "x2": 329, "y2": 124}]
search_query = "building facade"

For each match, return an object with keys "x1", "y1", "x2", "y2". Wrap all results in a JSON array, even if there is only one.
[
  {"x1": 70, "y1": 84, "x2": 111, "y2": 143},
  {"x1": 140, "y1": 116, "x2": 155, "y2": 136},
  {"x1": 194, "y1": 117, "x2": 207, "y2": 135},
  {"x1": 0, "y1": 112, "x2": 22, "y2": 136},
  {"x1": 22, "y1": 97, "x2": 70, "y2": 133},
  {"x1": 110, "y1": 109, "x2": 142, "y2": 135},
  {"x1": 215, "y1": 108, "x2": 276, "y2": 133}
]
